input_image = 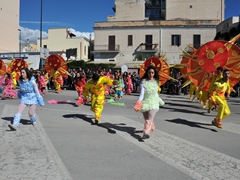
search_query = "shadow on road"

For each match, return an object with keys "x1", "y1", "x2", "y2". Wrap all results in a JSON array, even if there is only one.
[
  {"x1": 165, "y1": 102, "x2": 203, "y2": 109},
  {"x1": 2, "y1": 116, "x2": 33, "y2": 125},
  {"x1": 63, "y1": 114, "x2": 94, "y2": 124},
  {"x1": 2, "y1": 117, "x2": 33, "y2": 131},
  {"x1": 98, "y1": 122, "x2": 144, "y2": 142},
  {"x1": 165, "y1": 118, "x2": 218, "y2": 132},
  {"x1": 231, "y1": 103, "x2": 240, "y2": 106},
  {"x1": 229, "y1": 99, "x2": 240, "y2": 103},
  {"x1": 63, "y1": 113, "x2": 144, "y2": 142},
  {"x1": 161, "y1": 106, "x2": 214, "y2": 116}
]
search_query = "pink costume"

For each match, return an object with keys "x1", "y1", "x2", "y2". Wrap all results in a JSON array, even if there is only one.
[
  {"x1": 37, "y1": 75, "x2": 46, "y2": 95},
  {"x1": 104, "y1": 73, "x2": 112, "y2": 96},
  {"x1": 124, "y1": 75, "x2": 133, "y2": 95},
  {"x1": 0, "y1": 76, "x2": 5, "y2": 93},
  {"x1": 2, "y1": 77, "x2": 17, "y2": 98},
  {"x1": 75, "y1": 77, "x2": 86, "y2": 106}
]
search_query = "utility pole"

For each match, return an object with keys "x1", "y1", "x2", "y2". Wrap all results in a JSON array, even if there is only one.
[
  {"x1": 18, "y1": 29, "x2": 21, "y2": 58},
  {"x1": 39, "y1": 0, "x2": 43, "y2": 69}
]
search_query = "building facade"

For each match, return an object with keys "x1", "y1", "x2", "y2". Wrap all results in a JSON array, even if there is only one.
[
  {"x1": 217, "y1": 15, "x2": 240, "y2": 34},
  {"x1": 0, "y1": 0, "x2": 20, "y2": 53},
  {"x1": 93, "y1": 0, "x2": 224, "y2": 65},
  {"x1": 216, "y1": 15, "x2": 240, "y2": 47},
  {"x1": 36, "y1": 28, "x2": 90, "y2": 61}
]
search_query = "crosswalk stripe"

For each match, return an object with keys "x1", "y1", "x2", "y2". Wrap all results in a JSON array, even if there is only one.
[
  {"x1": 0, "y1": 105, "x2": 73, "y2": 180},
  {"x1": 100, "y1": 115, "x2": 240, "y2": 180}
]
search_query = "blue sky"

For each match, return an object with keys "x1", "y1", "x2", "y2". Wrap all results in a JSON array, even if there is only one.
[{"x1": 20, "y1": 0, "x2": 240, "y2": 43}]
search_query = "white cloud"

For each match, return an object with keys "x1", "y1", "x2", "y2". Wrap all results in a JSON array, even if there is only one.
[
  {"x1": 19, "y1": 27, "x2": 48, "y2": 44},
  {"x1": 19, "y1": 26, "x2": 94, "y2": 44}
]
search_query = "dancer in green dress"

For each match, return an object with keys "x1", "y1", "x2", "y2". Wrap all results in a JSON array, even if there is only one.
[{"x1": 134, "y1": 65, "x2": 165, "y2": 139}]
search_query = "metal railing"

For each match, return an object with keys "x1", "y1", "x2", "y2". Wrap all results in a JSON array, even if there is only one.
[
  {"x1": 139, "y1": 43, "x2": 158, "y2": 51},
  {"x1": 94, "y1": 45, "x2": 120, "y2": 51}
]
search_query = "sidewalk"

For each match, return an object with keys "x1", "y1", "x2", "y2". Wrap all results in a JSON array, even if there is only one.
[{"x1": 0, "y1": 104, "x2": 73, "y2": 180}]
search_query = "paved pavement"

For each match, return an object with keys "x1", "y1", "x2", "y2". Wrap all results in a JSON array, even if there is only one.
[{"x1": 1, "y1": 90, "x2": 240, "y2": 180}]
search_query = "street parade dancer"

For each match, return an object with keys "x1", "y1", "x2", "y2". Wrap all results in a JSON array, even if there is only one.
[
  {"x1": 112, "y1": 72, "x2": 124, "y2": 100},
  {"x1": 83, "y1": 73, "x2": 113, "y2": 124},
  {"x1": 53, "y1": 69, "x2": 63, "y2": 93},
  {"x1": 134, "y1": 65, "x2": 165, "y2": 139},
  {"x1": 36, "y1": 70, "x2": 47, "y2": 95},
  {"x1": 189, "y1": 82, "x2": 198, "y2": 100},
  {"x1": 8, "y1": 68, "x2": 44, "y2": 131},
  {"x1": 74, "y1": 72, "x2": 86, "y2": 106},
  {"x1": 11, "y1": 69, "x2": 17, "y2": 89},
  {"x1": 208, "y1": 66, "x2": 224, "y2": 112},
  {"x1": 210, "y1": 69, "x2": 231, "y2": 129},
  {"x1": 2, "y1": 73, "x2": 17, "y2": 99}
]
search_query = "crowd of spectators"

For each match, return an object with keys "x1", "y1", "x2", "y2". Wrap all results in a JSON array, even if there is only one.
[{"x1": 28, "y1": 67, "x2": 240, "y2": 97}]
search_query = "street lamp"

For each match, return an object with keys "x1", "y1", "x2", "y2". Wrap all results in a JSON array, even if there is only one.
[
  {"x1": 39, "y1": 0, "x2": 43, "y2": 69},
  {"x1": 18, "y1": 29, "x2": 21, "y2": 57}
]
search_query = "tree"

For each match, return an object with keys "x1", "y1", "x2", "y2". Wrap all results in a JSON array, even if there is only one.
[
  {"x1": 67, "y1": 60, "x2": 116, "y2": 71},
  {"x1": 214, "y1": 32, "x2": 221, "y2": 40},
  {"x1": 229, "y1": 27, "x2": 238, "y2": 38}
]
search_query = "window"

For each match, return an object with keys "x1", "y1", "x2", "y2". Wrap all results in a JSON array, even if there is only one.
[
  {"x1": 43, "y1": 45, "x2": 47, "y2": 48},
  {"x1": 128, "y1": 35, "x2": 133, "y2": 46},
  {"x1": 145, "y1": 35, "x2": 153, "y2": 50},
  {"x1": 171, "y1": 35, "x2": 181, "y2": 46},
  {"x1": 84, "y1": 46, "x2": 86, "y2": 55},
  {"x1": 193, "y1": 35, "x2": 201, "y2": 49},
  {"x1": 161, "y1": 0, "x2": 166, "y2": 9},
  {"x1": 108, "y1": 36, "x2": 115, "y2": 51}
]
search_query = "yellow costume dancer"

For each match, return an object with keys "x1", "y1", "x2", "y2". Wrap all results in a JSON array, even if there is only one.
[
  {"x1": 53, "y1": 70, "x2": 63, "y2": 93},
  {"x1": 208, "y1": 67, "x2": 230, "y2": 112},
  {"x1": 83, "y1": 73, "x2": 113, "y2": 124},
  {"x1": 44, "y1": 71, "x2": 49, "y2": 90},
  {"x1": 11, "y1": 71, "x2": 17, "y2": 89},
  {"x1": 189, "y1": 82, "x2": 198, "y2": 100},
  {"x1": 210, "y1": 69, "x2": 231, "y2": 129},
  {"x1": 197, "y1": 90, "x2": 203, "y2": 103},
  {"x1": 200, "y1": 90, "x2": 208, "y2": 108}
]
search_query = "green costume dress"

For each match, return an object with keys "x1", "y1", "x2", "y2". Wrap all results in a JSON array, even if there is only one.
[{"x1": 139, "y1": 80, "x2": 164, "y2": 112}]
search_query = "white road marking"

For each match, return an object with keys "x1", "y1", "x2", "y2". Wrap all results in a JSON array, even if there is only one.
[
  {"x1": 100, "y1": 115, "x2": 240, "y2": 180},
  {"x1": 0, "y1": 105, "x2": 73, "y2": 180}
]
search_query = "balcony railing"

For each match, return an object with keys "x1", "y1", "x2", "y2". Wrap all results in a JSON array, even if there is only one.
[
  {"x1": 139, "y1": 43, "x2": 158, "y2": 52},
  {"x1": 93, "y1": 45, "x2": 120, "y2": 52},
  {"x1": 185, "y1": 44, "x2": 202, "y2": 52}
]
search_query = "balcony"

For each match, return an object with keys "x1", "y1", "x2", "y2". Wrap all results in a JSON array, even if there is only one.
[
  {"x1": 139, "y1": 43, "x2": 158, "y2": 52},
  {"x1": 93, "y1": 45, "x2": 120, "y2": 53},
  {"x1": 184, "y1": 44, "x2": 202, "y2": 52}
]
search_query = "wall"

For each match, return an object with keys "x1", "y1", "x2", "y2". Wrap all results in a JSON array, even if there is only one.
[
  {"x1": 166, "y1": 0, "x2": 224, "y2": 21},
  {"x1": 0, "y1": 0, "x2": 19, "y2": 52},
  {"x1": 217, "y1": 16, "x2": 240, "y2": 33},
  {"x1": 161, "y1": 27, "x2": 216, "y2": 64},
  {"x1": 108, "y1": 0, "x2": 145, "y2": 21},
  {"x1": 94, "y1": 26, "x2": 216, "y2": 64},
  {"x1": 37, "y1": 28, "x2": 90, "y2": 61}
]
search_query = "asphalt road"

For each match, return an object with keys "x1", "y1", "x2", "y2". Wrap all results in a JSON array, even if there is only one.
[{"x1": 1, "y1": 90, "x2": 240, "y2": 180}]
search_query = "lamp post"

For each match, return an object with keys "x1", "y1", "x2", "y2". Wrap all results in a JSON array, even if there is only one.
[
  {"x1": 18, "y1": 29, "x2": 21, "y2": 58},
  {"x1": 39, "y1": 0, "x2": 43, "y2": 69}
]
